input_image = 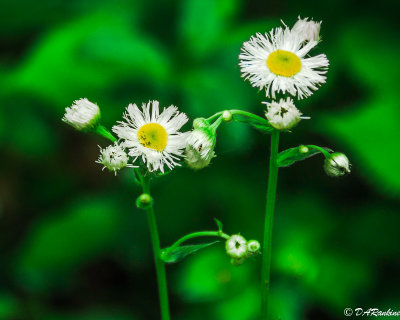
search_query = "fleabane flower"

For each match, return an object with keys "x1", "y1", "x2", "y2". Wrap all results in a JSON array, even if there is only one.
[
  {"x1": 63, "y1": 98, "x2": 100, "y2": 131},
  {"x1": 225, "y1": 235, "x2": 248, "y2": 259},
  {"x1": 96, "y1": 143, "x2": 135, "y2": 175},
  {"x1": 185, "y1": 127, "x2": 216, "y2": 170},
  {"x1": 112, "y1": 101, "x2": 189, "y2": 173},
  {"x1": 263, "y1": 97, "x2": 308, "y2": 130},
  {"x1": 324, "y1": 152, "x2": 351, "y2": 177},
  {"x1": 292, "y1": 16, "x2": 321, "y2": 42},
  {"x1": 239, "y1": 22, "x2": 329, "y2": 99}
]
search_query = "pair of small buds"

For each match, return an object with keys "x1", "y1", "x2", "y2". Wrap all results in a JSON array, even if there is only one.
[{"x1": 225, "y1": 235, "x2": 261, "y2": 266}]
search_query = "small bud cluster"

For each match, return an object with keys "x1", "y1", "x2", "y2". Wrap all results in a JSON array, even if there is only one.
[
  {"x1": 225, "y1": 235, "x2": 261, "y2": 266},
  {"x1": 263, "y1": 98, "x2": 308, "y2": 130}
]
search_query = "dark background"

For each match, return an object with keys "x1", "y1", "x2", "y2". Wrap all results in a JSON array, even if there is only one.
[{"x1": 1, "y1": 0, "x2": 399, "y2": 319}]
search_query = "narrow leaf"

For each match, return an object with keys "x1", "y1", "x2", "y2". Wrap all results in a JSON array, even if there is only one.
[
  {"x1": 232, "y1": 114, "x2": 273, "y2": 133},
  {"x1": 214, "y1": 218, "x2": 223, "y2": 232},
  {"x1": 161, "y1": 241, "x2": 219, "y2": 264},
  {"x1": 277, "y1": 145, "x2": 333, "y2": 168}
]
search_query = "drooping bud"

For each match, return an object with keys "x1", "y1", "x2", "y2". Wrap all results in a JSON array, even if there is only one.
[
  {"x1": 193, "y1": 118, "x2": 210, "y2": 129},
  {"x1": 263, "y1": 98, "x2": 309, "y2": 130},
  {"x1": 292, "y1": 16, "x2": 321, "y2": 42},
  {"x1": 63, "y1": 98, "x2": 101, "y2": 131},
  {"x1": 185, "y1": 127, "x2": 216, "y2": 170},
  {"x1": 324, "y1": 152, "x2": 351, "y2": 177},
  {"x1": 96, "y1": 143, "x2": 135, "y2": 175},
  {"x1": 225, "y1": 234, "x2": 248, "y2": 259}
]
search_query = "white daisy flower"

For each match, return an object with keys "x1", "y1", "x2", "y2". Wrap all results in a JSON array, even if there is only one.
[
  {"x1": 263, "y1": 97, "x2": 309, "y2": 130},
  {"x1": 292, "y1": 16, "x2": 321, "y2": 42},
  {"x1": 63, "y1": 98, "x2": 100, "y2": 131},
  {"x1": 112, "y1": 100, "x2": 189, "y2": 173},
  {"x1": 239, "y1": 23, "x2": 329, "y2": 99},
  {"x1": 225, "y1": 235, "x2": 248, "y2": 259},
  {"x1": 96, "y1": 143, "x2": 135, "y2": 175},
  {"x1": 324, "y1": 153, "x2": 351, "y2": 177}
]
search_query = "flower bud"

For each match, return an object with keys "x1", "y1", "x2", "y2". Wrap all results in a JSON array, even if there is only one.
[
  {"x1": 222, "y1": 110, "x2": 233, "y2": 122},
  {"x1": 324, "y1": 152, "x2": 351, "y2": 177},
  {"x1": 63, "y1": 98, "x2": 101, "y2": 131},
  {"x1": 292, "y1": 16, "x2": 321, "y2": 42},
  {"x1": 136, "y1": 193, "x2": 153, "y2": 209},
  {"x1": 193, "y1": 118, "x2": 210, "y2": 129},
  {"x1": 247, "y1": 240, "x2": 261, "y2": 254},
  {"x1": 225, "y1": 234, "x2": 248, "y2": 259},
  {"x1": 264, "y1": 98, "x2": 308, "y2": 130},
  {"x1": 96, "y1": 143, "x2": 135, "y2": 175},
  {"x1": 185, "y1": 127, "x2": 216, "y2": 170}
]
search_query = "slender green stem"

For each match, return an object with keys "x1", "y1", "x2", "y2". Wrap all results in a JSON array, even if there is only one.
[
  {"x1": 141, "y1": 175, "x2": 170, "y2": 320},
  {"x1": 165, "y1": 231, "x2": 230, "y2": 254},
  {"x1": 94, "y1": 124, "x2": 117, "y2": 142},
  {"x1": 261, "y1": 130, "x2": 280, "y2": 320},
  {"x1": 206, "y1": 109, "x2": 268, "y2": 126},
  {"x1": 307, "y1": 145, "x2": 332, "y2": 158}
]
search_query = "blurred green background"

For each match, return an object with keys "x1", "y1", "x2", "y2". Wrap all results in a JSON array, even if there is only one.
[{"x1": 1, "y1": 0, "x2": 400, "y2": 319}]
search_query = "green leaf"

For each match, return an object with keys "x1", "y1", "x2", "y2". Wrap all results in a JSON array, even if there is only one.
[
  {"x1": 214, "y1": 218, "x2": 223, "y2": 232},
  {"x1": 232, "y1": 114, "x2": 273, "y2": 133},
  {"x1": 277, "y1": 145, "x2": 332, "y2": 168},
  {"x1": 161, "y1": 241, "x2": 219, "y2": 264}
]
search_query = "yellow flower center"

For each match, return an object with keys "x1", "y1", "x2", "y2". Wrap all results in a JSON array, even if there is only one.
[
  {"x1": 266, "y1": 50, "x2": 302, "y2": 77},
  {"x1": 137, "y1": 123, "x2": 168, "y2": 152}
]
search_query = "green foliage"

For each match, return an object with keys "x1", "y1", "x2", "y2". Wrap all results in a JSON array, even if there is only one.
[
  {"x1": 161, "y1": 241, "x2": 219, "y2": 264},
  {"x1": 277, "y1": 145, "x2": 332, "y2": 168},
  {"x1": 214, "y1": 218, "x2": 223, "y2": 232}
]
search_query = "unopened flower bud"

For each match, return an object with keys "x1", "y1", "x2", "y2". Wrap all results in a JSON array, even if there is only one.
[
  {"x1": 63, "y1": 98, "x2": 100, "y2": 131},
  {"x1": 264, "y1": 98, "x2": 308, "y2": 130},
  {"x1": 225, "y1": 234, "x2": 248, "y2": 259},
  {"x1": 324, "y1": 152, "x2": 351, "y2": 177},
  {"x1": 136, "y1": 193, "x2": 153, "y2": 209},
  {"x1": 96, "y1": 143, "x2": 135, "y2": 175},
  {"x1": 222, "y1": 110, "x2": 233, "y2": 122},
  {"x1": 185, "y1": 127, "x2": 216, "y2": 170},
  {"x1": 247, "y1": 240, "x2": 261, "y2": 254},
  {"x1": 193, "y1": 118, "x2": 210, "y2": 129},
  {"x1": 292, "y1": 16, "x2": 321, "y2": 42}
]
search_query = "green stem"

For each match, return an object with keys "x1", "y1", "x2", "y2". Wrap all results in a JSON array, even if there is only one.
[
  {"x1": 307, "y1": 145, "x2": 332, "y2": 158},
  {"x1": 165, "y1": 231, "x2": 230, "y2": 254},
  {"x1": 206, "y1": 109, "x2": 268, "y2": 126},
  {"x1": 261, "y1": 130, "x2": 280, "y2": 319},
  {"x1": 94, "y1": 125, "x2": 117, "y2": 142},
  {"x1": 142, "y1": 175, "x2": 170, "y2": 320}
]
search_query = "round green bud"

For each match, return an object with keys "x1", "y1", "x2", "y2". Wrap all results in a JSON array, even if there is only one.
[
  {"x1": 193, "y1": 118, "x2": 210, "y2": 129},
  {"x1": 222, "y1": 110, "x2": 233, "y2": 122},
  {"x1": 136, "y1": 193, "x2": 153, "y2": 209},
  {"x1": 299, "y1": 145, "x2": 309, "y2": 154},
  {"x1": 247, "y1": 240, "x2": 261, "y2": 254}
]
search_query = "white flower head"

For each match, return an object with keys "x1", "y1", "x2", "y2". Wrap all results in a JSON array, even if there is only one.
[
  {"x1": 96, "y1": 143, "x2": 135, "y2": 175},
  {"x1": 292, "y1": 16, "x2": 321, "y2": 42},
  {"x1": 247, "y1": 240, "x2": 261, "y2": 254},
  {"x1": 185, "y1": 126, "x2": 217, "y2": 170},
  {"x1": 225, "y1": 235, "x2": 248, "y2": 259},
  {"x1": 324, "y1": 152, "x2": 351, "y2": 177},
  {"x1": 263, "y1": 97, "x2": 308, "y2": 130},
  {"x1": 239, "y1": 22, "x2": 329, "y2": 99},
  {"x1": 112, "y1": 100, "x2": 189, "y2": 173},
  {"x1": 63, "y1": 98, "x2": 100, "y2": 131}
]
